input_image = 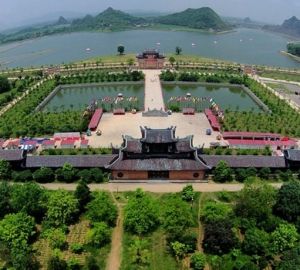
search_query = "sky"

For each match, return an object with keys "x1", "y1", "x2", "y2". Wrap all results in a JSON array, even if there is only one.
[{"x1": 1, "y1": 0, "x2": 300, "y2": 30}]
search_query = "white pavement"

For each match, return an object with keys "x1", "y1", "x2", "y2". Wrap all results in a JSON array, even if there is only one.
[{"x1": 143, "y1": 70, "x2": 165, "y2": 111}]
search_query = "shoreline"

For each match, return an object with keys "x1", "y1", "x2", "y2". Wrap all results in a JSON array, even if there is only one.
[{"x1": 280, "y1": 50, "x2": 300, "y2": 63}]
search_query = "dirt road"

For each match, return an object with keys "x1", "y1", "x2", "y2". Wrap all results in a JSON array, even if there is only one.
[{"x1": 40, "y1": 182, "x2": 283, "y2": 193}]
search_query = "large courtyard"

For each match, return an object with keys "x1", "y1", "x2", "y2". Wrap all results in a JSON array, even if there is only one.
[{"x1": 86, "y1": 111, "x2": 221, "y2": 149}]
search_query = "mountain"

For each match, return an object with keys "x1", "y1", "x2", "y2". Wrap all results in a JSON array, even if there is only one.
[
  {"x1": 154, "y1": 7, "x2": 231, "y2": 31},
  {"x1": 263, "y1": 16, "x2": 300, "y2": 38},
  {"x1": 56, "y1": 16, "x2": 68, "y2": 25},
  {"x1": 71, "y1": 7, "x2": 147, "y2": 30}
]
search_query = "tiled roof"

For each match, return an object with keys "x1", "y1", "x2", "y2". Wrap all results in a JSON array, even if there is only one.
[
  {"x1": 201, "y1": 155, "x2": 286, "y2": 168},
  {"x1": 175, "y1": 137, "x2": 195, "y2": 152},
  {"x1": 0, "y1": 150, "x2": 24, "y2": 161},
  {"x1": 284, "y1": 149, "x2": 300, "y2": 161},
  {"x1": 124, "y1": 138, "x2": 143, "y2": 153},
  {"x1": 107, "y1": 158, "x2": 209, "y2": 171},
  {"x1": 140, "y1": 126, "x2": 178, "y2": 143},
  {"x1": 25, "y1": 155, "x2": 118, "y2": 168}
]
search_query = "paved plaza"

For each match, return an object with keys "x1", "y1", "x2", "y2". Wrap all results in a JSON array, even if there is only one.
[{"x1": 87, "y1": 70, "x2": 223, "y2": 149}]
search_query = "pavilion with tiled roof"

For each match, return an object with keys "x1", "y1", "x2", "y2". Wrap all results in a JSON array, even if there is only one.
[
  {"x1": 136, "y1": 49, "x2": 165, "y2": 69},
  {"x1": 106, "y1": 126, "x2": 211, "y2": 181}
]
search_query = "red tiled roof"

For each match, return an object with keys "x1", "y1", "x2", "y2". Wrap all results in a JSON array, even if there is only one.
[
  {"x1": 223, "y1": 132, "x2": 281, "y2": 139},
  {"x1": 6, "y1": 140, "x2": 21, "y2": 147},
  {"x1": 42, "y1": 140, "x2": 56, "y2": 145},
  {"x1": 140, "y1": 126, "x2": 178, "y2": 143},
  {"x1": 88, "y1": 108, "x2": 103, "y2": 129},
  {"x1": 80, "y1": 139, "x2": 89, "y2": 145},
  {"x1": 205, "y1": 109, "x2": 221, "y2": 128},
  {"x1": 60, "y1": 139, "x2": 76, "y2": 145},
  {"x1": 24, "y1": 141, "x2": 37, "y2": 146},
  {"x1": 228, "y1": 139, "x2": 297, "y2": 147}
]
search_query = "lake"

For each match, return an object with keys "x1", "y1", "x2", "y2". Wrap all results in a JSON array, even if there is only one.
[{"x1": 1, "y1": 28, "x2": 300, "y2": 69}]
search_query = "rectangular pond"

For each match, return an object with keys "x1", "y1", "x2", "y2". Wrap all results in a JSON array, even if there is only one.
[
  {"x1": 41, "y1": 84, "x2": 145, "y2": 112},
  {"x1": 162, "y1": 83, "x2": 265, "y2": 113}
]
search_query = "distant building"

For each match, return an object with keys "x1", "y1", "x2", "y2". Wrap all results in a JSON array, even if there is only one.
[
  {"x1": 44, "y1": 67, "x2": 60, "y2": 75},
  {"x1": 136, "y1": 49, "x2": 165, "y2": 69}
]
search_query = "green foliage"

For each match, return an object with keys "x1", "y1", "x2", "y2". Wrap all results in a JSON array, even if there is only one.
[
  {"x1": 128, "y1": 236, "x2": 150, "y2": 265},
  {"x1": 190, "y1": 253, "x2": 206, "y2": 270},
  {"x1": 77, "y1": 169, "x2": 92, "y2": 183},
  {"x1": 68, "y1": 258, "x2": 81, "y2": 270},
  {"x1": 270, "y1": 223, "x2": 299, "y2": 254},
  {"x1": 287, "y1": 42, "x2": 300, "y2": 57},
  {"x1": 86, "y1": 190, "x2": 118, "y2": 227},
  {"x1": 47, "y1": 254, "x2": 67, "y2": 270},
  {"x1": 123, "y1": 188, "x2": 160, "y2": 235},
  {"x1": 33, "y1": 167, "x2": 54, "y2": 183},
  {"x1": 275, "y1": 245, "x2": 300, "y2": 270},
  {"x1": 155, "y1": 7, "x2": 231, "y2": 31},
  {"x1": 0, "y1": 212, "x2": 36, "y2": 250},
  {"x1": 70, "y1": 243, "x2": 84, "y2": 254},
  {"x1": 171, "y1": 241, "x2": 188, "y2": 261},
  {"x1": 216, "y1": 190, "x2": 232, "y2": 202},
  {"x1": 274, "y1": 180, "x2": 300, "y2": 222},
  {"x1": 10, "y1": 182, "x2": 47, "y2": 220},
  {"x1": 234, "y1": 178, "x2": 277, "y2": 226},
  {"x1": 118, "y1": 44, "x2": 125, "y2": 55},
  {"x1": 12, "y1": 169, "x2": 32, "y2": 182},
  {"x1": 203, "y1": 218, "x2": 238, "y2": 255},
  {"x1": 85, "y1": 222, "x2": 111, "y2": 248},
  {"x1": 74, "y1": 180, "x2": 91, "y2": 212},
  {"x1": 201, "y1": 201, "x2": 231, "y2": 223},
  {"x1": 169, "y1": 57, "x2": 176, "y2": 66},
  {"x1": 0, "y1": 181, "x2": 12, "y2": 219},
  {"x1": 0, "y1": 76, "x2": 10, "y2": 93},
  {"x1": 163, "y1": 196, "x2": 194, "y2": 237},
  {"x1": 182, "y1": 184, "x2": 195, "y2": 201},
  {"x1": 258, "y1": 167, "x2": 271, "y2": 180},
  {"x1": 242, "y1": 228, "x2": 270, "y2": 256},
  {"x1": 0, "y1": 159, "x2": 11, "y2": 180},
  {"x1": 213, "y1": 160, "x2": 233, "y2": 182},
  {"x1": 46, "y1": 189, "x2": 79, "y2": 227},
  {"x1": 160, "y1": 69, "x2": 176, "y2": 81},
  {"x1": 175, "y1": 46, "x2": 182, "y2": 55},
  {"x1": 43, "y1": 228, "x2": 67, "y2": 250}
]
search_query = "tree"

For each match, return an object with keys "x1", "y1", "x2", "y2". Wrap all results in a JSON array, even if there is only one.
[
  {"x1": 10, "y1": 182, "x2": 47, "y2": 221},
  {"x1": 117, "y1": 44, "x2": 125, "y2": 55},
  {"x1": 0, "y1": 159, "x2": 11, "y2": 180},
  {"x1": 171, "y1": 241, "x2": 188, "y2": 261},
  {"x1": 175, "y1": 46, "x2": 182, "y2": 55},
  {"x1": 0, "y1": 76, "x2": 10, "y2": 93},
  {"x1": 43, "y1": 228, "x2": 66, "y2": 249},
  {"x1": 275, "y1": 246, "x2": 300, "y2": 270},
  {"x1": 33, "y1": 167, "x2": 54, "y2": 183},
  {"x1": 127, "y1": 58, "x2": 134, "y2": 66},
  {"x1": 234, "y1": 178, "x2": 277, "y2": 225},
  {"x1": 202, "y1": 218, "x2": 238, "y2": 254},
  {"x1": 242, "y1": 228, "x2": 270, "y2": 256},
  {"x1": 123, "y1": 188, "x2": 160, "y2": 235},
  {"x1": 74, "y1": 180, "x2": 91, "y2": 213},
  {"x1": 182, "y1": 184, "x2": 195, "y2": 201},
  {"x1": 128, "y1": 236, "x2": 150, "y2": 265},
  {"x1": 270, "y1": 223, "x2": 299, "y2": 254},
  {"x1": 77, "y1": 169, "x2": 92, "y2": 183},
  {"x1": 201, "y1": 201, "x2": 231, "y2": 223},
  {"x1": 190, "y1": 253, "x2": 206, "y2": 270},
  {"x1": 46, "y1": 189, "x2": 79, "y2": 227},
  {"x1": 47, "y1": 254, "x2": 67, "y2": 270},
  {"x1": 213, "y1": 160, "x2": 233, "y2": 182},
  {"x1": 163, "y1": 196, "x2": 194, "y2": 237},
  {"x1": 90, "y1": 167, "x2": 104, "y2": 183},
  {"x1": 274, "y1": 180, "x2": 300, "y2": 222},
  {"x1": 258, "y1": 167, "x2": 271, "y2": 180},
  {"x1": 0, "y1": 212, "x2": 36, "y2": 250},
  {"x1": 169, "y1": 56, "x2": 176, "y2": 66},
  {"x1": 0, "y1": 181, "x2": 12, "y2": 219},
  {"x1": 85, "y1": 222, "x2": 111, "y2": 248},
  {"x1": 86, "y1": 190, "x2": 118, "y2": 227}
]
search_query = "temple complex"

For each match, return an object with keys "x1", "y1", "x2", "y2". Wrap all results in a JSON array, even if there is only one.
[
  {"x1": 106, "y1": 126, "x2": 211, "y2": 180},
  {"x1": 136, "y1": 49, "x2": 165, "y2": 69}
]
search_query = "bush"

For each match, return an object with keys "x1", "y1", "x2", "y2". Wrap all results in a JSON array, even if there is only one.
[{"x1": 70, "y1": 243, "x2": 83, "y2": 254}]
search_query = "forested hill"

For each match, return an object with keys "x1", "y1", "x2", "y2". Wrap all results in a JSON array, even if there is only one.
[
  {"x1": 263, "y1": 16, "x2": 300, "y2": 38},
  {"x1": 154, "y1": 7, "x2": 231, "y2": 31},
  {"x1": 71, "y1": 7, "x2": 147, "y2": 30}
]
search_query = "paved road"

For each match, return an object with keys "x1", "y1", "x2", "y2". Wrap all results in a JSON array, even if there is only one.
[{"x1": 40, "y1": 182, "x2": 283, "y2": 193}]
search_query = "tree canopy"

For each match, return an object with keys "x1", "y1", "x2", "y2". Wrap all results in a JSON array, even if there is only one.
[
  {"x1": 123, "y1": 188, "x2": 160, "y2": 235},
  {"x1": 274, "y1": 180, "x2": 300, "y2": 222}
]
